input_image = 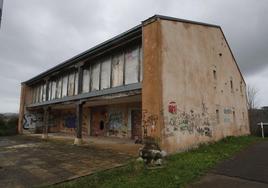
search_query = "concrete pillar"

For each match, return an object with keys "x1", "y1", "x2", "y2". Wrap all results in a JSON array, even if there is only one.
[
  {"x1": 42, "y1": 107, "x2": 50, "y2": 139},
  {"x1": 42, "y1": 78, "x2": 51, "y2": 139},
  {"x1": 77, "y1": 64, "x2": 83, "y2": 94},
  {"x1": 74, "y1": 62, "x2": 84, "y2": 145},
  {"x1": 74, "y1": 101, "x2": 84, "y2": 145},
  {"x1": 141, "y1": 18, "x2": 163, "y2": 142},
  {"x1": 18, "y1": 84, "x2": 26, "y2": 134},
  {"x1": 18, "y1": 84, "x2": 31, "y2": 134}
]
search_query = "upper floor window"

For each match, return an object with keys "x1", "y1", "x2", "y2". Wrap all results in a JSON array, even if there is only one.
[
  {"x1": 111, "y1": 52, "x2": 124, "y2": 87},
  {"x1": 74, "y1": 71, "x2": 79, "y2": 95},
  {"x1": 56, "y1": 78, "x2": 62, "y2": 99},
  {"x1": 51, "y1": 81, "x2": 56, "y2": 100},
  {"x1": 31, "y1": 44, "x2": 142, "y2": 104},
  {"x1": 100, "y1": 58, "x2": 111, "y2": 89},
  {"x1": 39, "y1": 85, "x2": 43, "y2": 102},
  {"x1": 91, "y1": 63, "x2": 100, "y2": 91},
  {"x1": 125, "y1": 47, "x2": 139, "y2": 84},
  {"x1": 82, "y1": 68, "x2": 90, "y2": 93},
  {"x1": 62, "y1": 75, "x2": 68, "y2": 98},
  {"x1": 68, "y1": 73, "x2": 75, "y2": 96}
]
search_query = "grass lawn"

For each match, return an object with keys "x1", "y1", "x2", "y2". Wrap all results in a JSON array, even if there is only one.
[{"x1": 48, "y1": 136, "x2": 260, "y2": 188}]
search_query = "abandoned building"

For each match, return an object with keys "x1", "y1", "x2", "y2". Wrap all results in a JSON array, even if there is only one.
[{"x1": 18, "y1": 15, "x2": 249, "y2": 153}]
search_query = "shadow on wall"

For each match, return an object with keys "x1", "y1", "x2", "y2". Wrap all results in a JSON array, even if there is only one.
[{"x1": 249, "y1": 109, "x2": 268, "y2": 136}]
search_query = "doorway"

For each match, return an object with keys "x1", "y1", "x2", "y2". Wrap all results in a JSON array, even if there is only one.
[{"x1": 131, "y1": 109, "x2": 142, "y2": 140}]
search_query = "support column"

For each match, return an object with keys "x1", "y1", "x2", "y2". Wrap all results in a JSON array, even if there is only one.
[
  {"x1": 74, "y1": 101, "x2": 84, "y2": 145},
  {"x1": 42, "y1": 106, "x2": 50, "y2": 139},
  {"x1": 18, "y1": 84, "x2": 26, "y2": 134},
  {"x1": 74, "y1": 62, "x2": 84, "y2": 145},
  {"x1": 42, "y1": 79, "x2": 50, "y2": 139}
]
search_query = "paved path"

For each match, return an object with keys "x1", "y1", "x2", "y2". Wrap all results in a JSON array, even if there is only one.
[
  {"x1": 190, "y1": 140, "x2": 268, "y2": 188},
  {"x1": 0, "y1": 135, "x2": 134, "y2": 188}
]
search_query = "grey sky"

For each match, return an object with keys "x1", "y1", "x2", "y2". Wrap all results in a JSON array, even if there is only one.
[{"x1": 0, "y1": 0, "x2": 267, "y2": 113}]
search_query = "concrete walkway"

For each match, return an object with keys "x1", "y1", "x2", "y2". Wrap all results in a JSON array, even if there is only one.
[
  {"x1": 0, "y1": 135, "x2": 137, "y2": 188},
  {"x1": 190, "y1": 140, "x2": 268, "y2": 188}
]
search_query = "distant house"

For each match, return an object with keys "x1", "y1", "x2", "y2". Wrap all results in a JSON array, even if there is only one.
[
  {"x1": 249, "y1": 107, "x2": 268, "y2": 136},
  {"x1": 18, "y1": 15, "x2": 249, "y2": 153},
  {"x1": 262, "y1": 106, "x2": 268, "y2": 110}
]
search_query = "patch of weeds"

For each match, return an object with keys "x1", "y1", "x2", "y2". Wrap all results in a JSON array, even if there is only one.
[{"x1": 46, "y1": 136, "x2": 261, "y2": 188}]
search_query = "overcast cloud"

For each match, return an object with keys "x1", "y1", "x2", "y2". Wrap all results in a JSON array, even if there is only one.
[{"x1": 0, "y1": 0, "x2": 267, "y2": 113}]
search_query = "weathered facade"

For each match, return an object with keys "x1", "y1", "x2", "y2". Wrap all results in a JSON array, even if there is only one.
[{"x1": 19, "y1": 15, "x2": 249, "y2": 153}]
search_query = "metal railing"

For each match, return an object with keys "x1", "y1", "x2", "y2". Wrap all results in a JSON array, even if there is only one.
[{"x1": 257, "y1": 122, "x2": 268, "y2": 138}]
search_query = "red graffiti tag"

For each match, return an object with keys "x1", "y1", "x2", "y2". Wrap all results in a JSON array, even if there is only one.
[{"x1": 168, "y1": 101, "x2": 177, "y2": 114}]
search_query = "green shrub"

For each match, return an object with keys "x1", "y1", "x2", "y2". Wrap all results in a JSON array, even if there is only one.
[{"x1": 0, "y1": 117, "x2": 18, "y2": 136}]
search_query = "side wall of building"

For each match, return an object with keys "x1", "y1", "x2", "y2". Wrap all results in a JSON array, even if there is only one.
[
  {"x1": 159, "y1": 20, "x2": 249, "y2": 153},
  {"x1": 142, "y1": 19, "x2": 164, "y2": 142}
]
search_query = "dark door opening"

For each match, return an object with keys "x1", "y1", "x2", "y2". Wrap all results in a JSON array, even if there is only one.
[{"x1": 131, "y1": 109, "x2": 142, "y2": 140}]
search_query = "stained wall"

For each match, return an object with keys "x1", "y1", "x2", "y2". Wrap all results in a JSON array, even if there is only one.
[{"x1": 159, "y1": 20, "x2": 249, "y2": 153}]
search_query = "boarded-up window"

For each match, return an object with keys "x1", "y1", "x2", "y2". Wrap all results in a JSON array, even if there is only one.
[
  {"x1": 68, "y1": 72, "x2": 75, "y2": 96},
  {"x1": 139, "y1": 46, "x2": 143, "y2": 81},
  {"x1": 38, "y1": 86, "x2": 42, "y2": 102},
  {"x1": 42, "y1": 84, "x2": 46, "y2": 101},
  {"x1": 62, "y1": 75, "x2": 68, "y2": 97},
  {"x1": 74, "y1": 71, "x2": 78, "y2": 95},
  {"x1": 125, "y1": 47, "x2": 139, "y2": 84},
  {"x1": 100, "y1": 58, "x2": 111, "y2": 89},
  {"x1": 56, "y1": 78, "x2": 62, "y2": 99},
  {"x1": 111, "y1": 53, "x2": 124, "y2": 87},
  {"x1": 91, "y1": 63, "x2": 100, "y2": 91},
  {"x1": 51, "y1": 81, "x2": 56, "y2": 100},
  {"x1": 32, "y1": 87, "x2": 36, "y2": 103},
  {"x1": 35, "y1": 86, "x2": 39, "y2": 103},
  {"x1": 39, "y1": 85, "x2": 43, "y2": 102},
  {"x1": 48, "y1": 82, "x2": 51, "y2": 100},
  {"x1": 82, "y1": 68, "x2": 90, "y2": 93}
]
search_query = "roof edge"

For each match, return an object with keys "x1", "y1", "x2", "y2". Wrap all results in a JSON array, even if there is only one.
[
  {"x1": 142, "y1": 14, "x2": 220, "y2": 28},
  {"x1": 23, "y1": 14, "x2": 222, "y2": 85},
  {"x1": 219, "y1": 27, "x2": 246, "y2": 84}
]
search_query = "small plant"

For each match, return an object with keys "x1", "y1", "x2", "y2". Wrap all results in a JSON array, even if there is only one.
[{"x1": 139, "y1": 137, "x2": 167, "y2": 167}]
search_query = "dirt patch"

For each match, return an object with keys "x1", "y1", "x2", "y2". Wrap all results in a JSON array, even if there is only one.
[{"x1": 0, "y1": 135, "x2": 133, "y2": 188}]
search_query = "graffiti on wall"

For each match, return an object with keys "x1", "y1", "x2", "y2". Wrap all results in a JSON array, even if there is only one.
[
  {"x1": 23, "y1": 113, "x2": 43, "y2": 129},
  {"x1": 141, "y1": 102, "x2": 239, "y2": 139},
  {"x1": 142, "y1": 110, "x2": 158, "y2": 136},
  {"x1": 108, "y1": 111, "x2": 127, "y2": 137},
  {"x1": 168, "y1": 101, "x2": 177, "y2": 114},
  {"x1": 164, "y1": 101, "x2": 213, "y2": 138}
]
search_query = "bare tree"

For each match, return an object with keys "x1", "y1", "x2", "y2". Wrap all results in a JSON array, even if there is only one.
[{"x1": 247, "y1": 85, "x2": 259, "y2": 110}]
